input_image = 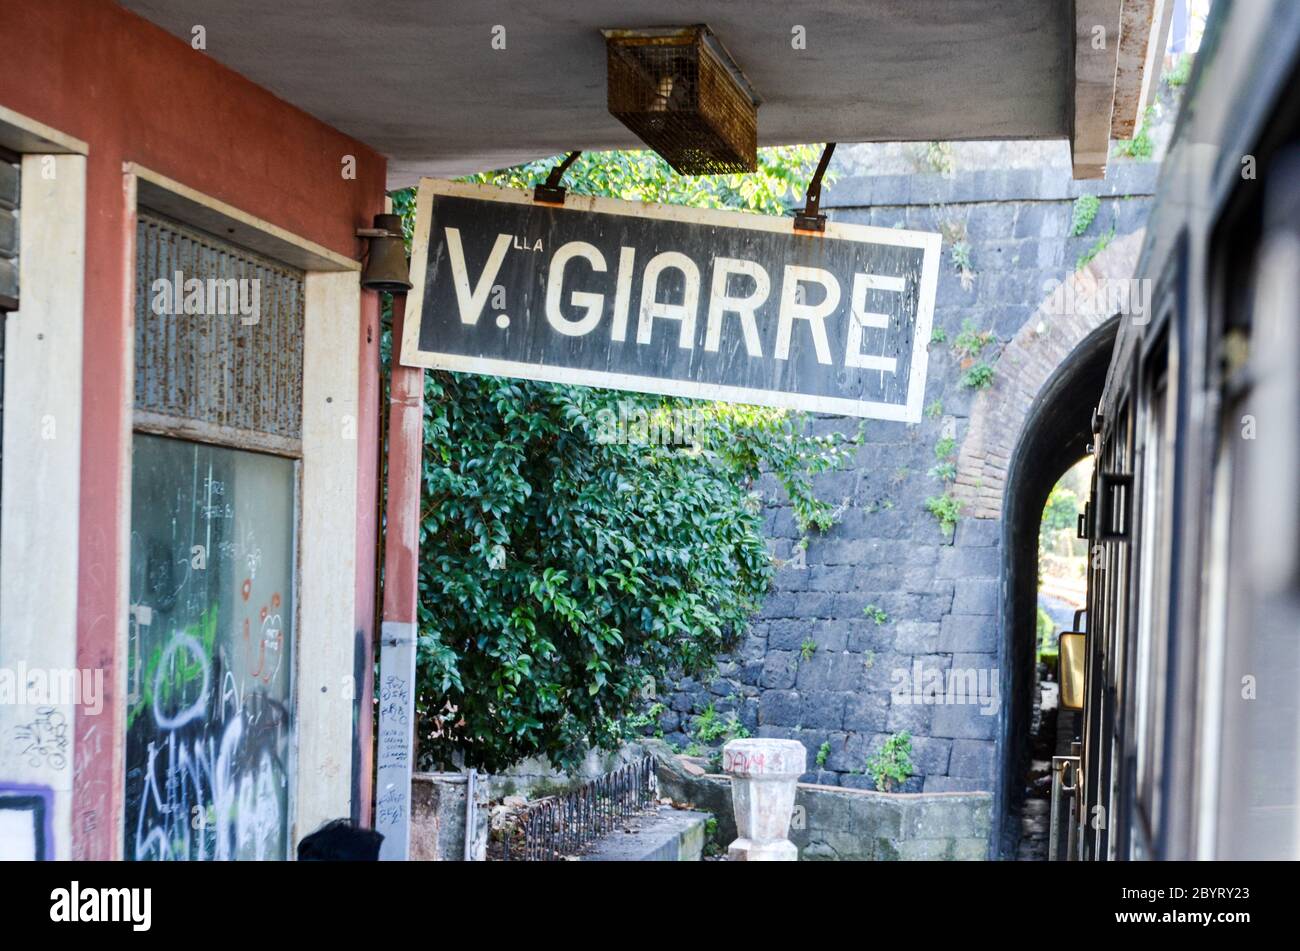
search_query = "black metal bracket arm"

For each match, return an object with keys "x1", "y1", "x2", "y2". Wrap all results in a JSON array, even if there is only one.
[
  {"x1": 793, "y1": 142, "x2": 837, "y2": 233},
  {"x1": 534, "y1": 150, "x2": 583, "y2": 204}
]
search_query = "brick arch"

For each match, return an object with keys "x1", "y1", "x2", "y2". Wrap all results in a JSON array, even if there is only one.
[{"x1": 954, "y1": 229, "x2": 1145, "y2": 519}]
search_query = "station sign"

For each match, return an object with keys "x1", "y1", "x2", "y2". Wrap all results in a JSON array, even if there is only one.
[{"x1": 400, "y1": 180, "x2": 940, "y2": 421}]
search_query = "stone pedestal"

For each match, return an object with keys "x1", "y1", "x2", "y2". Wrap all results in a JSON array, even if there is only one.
[{"x1": 721, "y1": 738, "x2": 805, "y2": 861}]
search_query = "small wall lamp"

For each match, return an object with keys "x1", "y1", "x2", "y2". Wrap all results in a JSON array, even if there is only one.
[{"x1": 357, "y1": 213, "x2": 412, "y2": 293}]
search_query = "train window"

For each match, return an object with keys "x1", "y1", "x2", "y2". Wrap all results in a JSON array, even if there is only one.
[
  {"x1": 1195, "y1": 431, "x2": 1232, "y2": 857},
  {"x1": 1132, "y1": 366, "x2": 1174, "y2": 856}
]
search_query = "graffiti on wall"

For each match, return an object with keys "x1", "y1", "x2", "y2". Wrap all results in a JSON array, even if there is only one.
[
  {"x1": 10, "y1": 706, "x2": 70, "y2": 770},
  {"x1": 125, "y1": 434, "x2": 296, "y2": 861},
  {"x1": 71, "y1": 721, "x2": 108, "y2": 861}
]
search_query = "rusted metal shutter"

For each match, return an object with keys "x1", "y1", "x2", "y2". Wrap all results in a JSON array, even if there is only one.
[{"x1": 135, "y1": 210, "x2": 305, "y2": 442}]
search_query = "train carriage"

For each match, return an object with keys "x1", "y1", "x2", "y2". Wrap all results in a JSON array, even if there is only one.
[{"x1": 1066, "y1": 0, "x2": 1300, "y2": 861}]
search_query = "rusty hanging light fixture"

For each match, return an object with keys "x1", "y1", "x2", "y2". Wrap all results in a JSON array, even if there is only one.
[
  {"x1": 357, "y1": 213, "x2": 412, "y2": 293},
  {"x1": 602, "y1": 25, "x2": 760, "y2": 175}
]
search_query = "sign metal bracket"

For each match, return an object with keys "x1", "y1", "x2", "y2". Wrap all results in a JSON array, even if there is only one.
[
  {"x1": 534, "y1": 150, "x2": 583, "y2": 204},
  {"x1": 793, "y1": 142, "x2": 836, "y2": 233}
]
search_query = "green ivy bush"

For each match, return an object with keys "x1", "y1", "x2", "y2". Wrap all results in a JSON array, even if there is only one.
[{"x1": 413, "y1": 377, "x2": 856, "y2": 771}]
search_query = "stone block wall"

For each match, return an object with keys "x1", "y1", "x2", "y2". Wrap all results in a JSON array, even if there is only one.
[{"x1": 653, "y1": 156, "x2": 1157, "y2": 796}]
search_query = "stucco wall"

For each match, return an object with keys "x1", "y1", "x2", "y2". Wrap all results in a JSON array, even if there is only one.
[{"x1": 0, "y1": 0, "x2": 388, "y2": 859}]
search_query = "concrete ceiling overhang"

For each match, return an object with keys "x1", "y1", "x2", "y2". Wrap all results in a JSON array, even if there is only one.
[{"x1": 119, "y1": 0, "x2": 1164, "y2": 186}]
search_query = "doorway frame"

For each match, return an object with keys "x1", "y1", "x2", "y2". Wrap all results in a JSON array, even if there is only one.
[{"x1": 117, "y1": 163, "x2": 362, "y2": 855}]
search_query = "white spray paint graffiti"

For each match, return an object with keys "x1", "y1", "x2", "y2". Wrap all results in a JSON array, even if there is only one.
[
  {"x1": 126, "y1": 435, "x2": 297, "y2": 862},
  {"x1": 129, "y1": 629, "x2": 289, "y2": 861}
]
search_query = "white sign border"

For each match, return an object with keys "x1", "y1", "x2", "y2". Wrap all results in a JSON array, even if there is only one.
[{"x1": 399, "y1": 178, "x2": 941, "y2": 423}]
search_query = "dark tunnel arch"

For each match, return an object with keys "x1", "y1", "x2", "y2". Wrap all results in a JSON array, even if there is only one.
[{"x1": 994, "y1": 315, "x2": 1120, "y2": 858}]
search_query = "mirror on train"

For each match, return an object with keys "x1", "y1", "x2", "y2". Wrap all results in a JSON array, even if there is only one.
[{"x1": 1059, "y1": 632, "x2": 1086, "y2": 710}]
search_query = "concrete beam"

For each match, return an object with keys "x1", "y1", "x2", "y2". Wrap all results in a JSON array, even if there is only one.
[
  {"x1": 118, "y1": 0, "x2": 1076, "y2": 186},
  {"x1": 1113, "y1": 0, "x2": 1171, "y2": 138},
  {"x1": 1071, "y1": 0, "x2": 1125, "y2": 180}
]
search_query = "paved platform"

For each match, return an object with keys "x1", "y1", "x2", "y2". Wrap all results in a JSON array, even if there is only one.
[{"x1": 580, "y1": 806, "x2": 708, "y2": 862}]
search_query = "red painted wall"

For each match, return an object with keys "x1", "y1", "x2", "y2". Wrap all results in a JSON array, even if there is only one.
[{"x1": 0, "y1": 0, "x2": 386, "y2": 857}]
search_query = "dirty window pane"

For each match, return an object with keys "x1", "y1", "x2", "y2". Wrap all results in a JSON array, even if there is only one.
[{"x1": 124, "y1": 433, "x2": 296, "y2": 861}]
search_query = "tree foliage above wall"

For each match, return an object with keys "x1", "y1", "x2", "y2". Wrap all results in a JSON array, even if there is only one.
[{"x1": 392, "y1": 147, "x2": 858, "y2": 773}]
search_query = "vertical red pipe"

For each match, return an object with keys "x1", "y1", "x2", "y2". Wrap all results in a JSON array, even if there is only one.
[
  {"x1": 382, "y1": 293, "x2": 423, "y2": 627},
  {"x1": 375, "y1": 292, "x2": 424, "y2": 852}
]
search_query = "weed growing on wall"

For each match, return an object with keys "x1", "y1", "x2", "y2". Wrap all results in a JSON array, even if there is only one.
[
  {"x1": 816, "y1": 741, "x2": 831, "y2": 769},
  {"x1": 960, "y1": 362, "x2": 996, "y2": 389},
  {"x1": 952, "y1": 319, "x2": 995, "y2": 361},
  {"x1": 863, "y1": 603, "x2": 889, "y2": 625},
  {"x1": 925, "y1": 493, "x2": 963, "y2": 536},
  {"x1": 930, "y1": 434, "x2": 958, "y2": 482},
  {"x1": 939, "y1": 220, "x2": 977, "y2": 291},
  {"x1": 865, "y1": 731, "x2": 915, "y2": 792},
  {"x1": 684, "y1": 701, "x2": 750, "y2": 765},
  {"x1": 1069, "y1": 195, "x2": 1101, "y2": 237}
]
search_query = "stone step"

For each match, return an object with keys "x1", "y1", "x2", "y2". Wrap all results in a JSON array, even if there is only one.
[{"x1": 580, "y1": 806, "x2": 709, "y2": 861}]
